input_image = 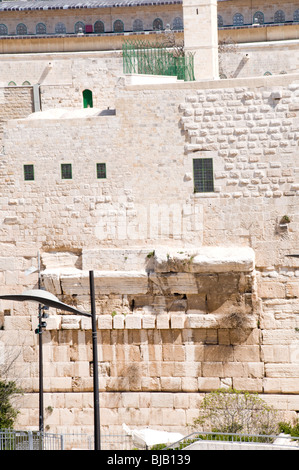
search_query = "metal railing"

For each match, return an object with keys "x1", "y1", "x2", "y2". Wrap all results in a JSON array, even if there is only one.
[
  {"x1": 0, "y1": 430, "x2": 63, "y2": 450},
  {"x1": 123, "y1": 39, "x2": 195, "y2": 82}
]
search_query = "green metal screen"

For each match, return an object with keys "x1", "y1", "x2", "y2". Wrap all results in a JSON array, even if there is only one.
[
  {"x1": 96, "y1": 163, "x2": 106, "y2": 179},
  {"x1": 61, "y1": 163, "x2": 72, "y2": 180},
  {"x1": 122, "y1": 39, "x2": 195, "y2": 82},
  {"x1": 193, "y1": 158, "x2": 214, "y2": 193},
  {"x1": 24, "y1": 164, "x2": 34, "y2": 181}
]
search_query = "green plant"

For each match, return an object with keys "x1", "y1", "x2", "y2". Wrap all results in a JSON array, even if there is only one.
[
  {"x1": 0, "y1": 380, "x2": 23, "y2": 429},
  {"x1": 279, "y1": 420, "x2": 299, "y2": 437},
  {"x1": 280, "y1": 215, "x2": 291, "y2": 224},
  {"x1": 192, "y1": 388, "x2": 280, "y2": 436}
]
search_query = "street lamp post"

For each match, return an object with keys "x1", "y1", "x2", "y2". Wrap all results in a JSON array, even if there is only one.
[{"x1": 0, "y1": 270, "x2": 101, "y2": 450}]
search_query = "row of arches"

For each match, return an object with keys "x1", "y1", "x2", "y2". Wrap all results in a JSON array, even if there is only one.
[
  {"x1": 218, "y1": 9, "x2": 299, "y2": 27},
  {"x1": 0, "y1": 17, "x2": 183, "y2": 36}
]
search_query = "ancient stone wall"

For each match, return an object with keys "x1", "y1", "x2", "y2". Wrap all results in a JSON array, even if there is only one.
[{"x1": 0, "y1": 73, "x2": 298, "y2": 439}]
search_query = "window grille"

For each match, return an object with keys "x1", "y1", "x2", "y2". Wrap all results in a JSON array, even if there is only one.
[
  {"x1": 61, "y1": 163, "x2": 72, "y2": 179},
  {"x1": 24, "y1": 164, "x2": 34, "y2": 181},
  {"x1": 16, "y1": 23, "x2": 27, "y2": 35},
  {"x1": 75, "y1": 21, "x2": 85, "y2": 34},
  {"x1": 274, "y1": 10, "x2": 285, "y2": 23},
  {"x1": 0, "y1": 24, "x2": 8, "y2": 35},
  {"x1": 97, "y1": 163, "x2": 106, "y2": 179},
  {"x1": 36, "y1": 23, "x2": 46, "y2": 34},
  {"x1": 193, "y1": 158, "x2": 214, "y2": 193},
  {"x1": 113, "y1": 20, "x2": 124, "y2": 33},
  {"x1": 294, "y1": 9, "x2": 299, "y2": 21},
  {"x1": 172, "y1": 17, "x2": 183, "y2": 30},
  {"x1": 253, "y1": 11, "x2": 264, "y2": 24},
  {"x1": 55, "y1": 23, "x2": 66, "y2": 34},
  {"x1": 133, "y1": 19, "x2": 143, "y2": 32},
  {"x1": 153, "y1": 18, "x2": 163, "y2": 30},
  {"x1": 217, "y1": 15, "x2": 223, "y2": 27},
  {"x1": 94, "y1": 20, "x2": 105, "y2": 33},
  {"x1": 233, "y1": 13, "x2": 244, "y2": 26}
]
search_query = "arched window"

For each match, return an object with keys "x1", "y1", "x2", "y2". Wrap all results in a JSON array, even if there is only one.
[
  {"x1": 22, "y1": 81, "x2": 31, "y2": 85},
  {"x1": 113, "y1": 20, "x2": 124, "y2": 33},
  {"x1": 153, "y1": 18, "x2": 163, "y2": 30},
  {"x1": 253, "y1": 11, "x2": 264, "y2": 24},
  {"x1": 8, "y1": 81, "x2": 16, "y2": 86},
  {"x1": 94, "y1": 20, "x2": 105, "y2": 33},
  {"x1": 16, "y1": 23, "x2": 27, "y2": 35},
  {"x1": 75, "y1": 21, "x2": 85, "y2": 34},
  {"x1": 274, "y1": 10, "x2": 285, "y2": 23},
  {"x1": 233, "y1": 13, "x2": 244, "y2": 26},
  {"x1": 133, "y1": 19, "x2": 143, "y2": 32},
  {"x1": 217, "y1": 15, "x2": 223, "y2": 27},
  {"x1": 294, "y1": 9, "x2": 299, "y2": 22},
  {"x1": 0, "y1": 24, "x2": 8, "y2": 35},
  {"x1": 172, "y1": 17, "x2": 183, "y2": 30},
  {"x1": 83, "y1": 89, "x2": 93, "y2": 108},
  {"x1": 36, "y1": 23, "x2": 46, "y2": 34},
  {"x1": 55, "y1": 22, "x2": 66, "y2": 34}
]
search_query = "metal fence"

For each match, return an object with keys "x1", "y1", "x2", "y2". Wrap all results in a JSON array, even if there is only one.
[
  {"x1": 0, "y1": 430, "x2": 63, "y2": 450},
  {"x1": 122, "y1": 39, "x2": 195, "y2": 82}
]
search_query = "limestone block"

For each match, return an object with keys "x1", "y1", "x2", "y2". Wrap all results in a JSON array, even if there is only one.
[
  {"x1": 171, "y1": 314, "x2": 186, "y2": 329},
  {"x1": 125, "y1": 314, "x2": 142, "y2": 329},
  {"x1": 98, "y1": 315, "x2": 112, "y2": 329},
  {"x1": 156, "y1": 314, "x2": 169, "y2": 329},
  {"x1": 61, "y1": 316, "x2": 80, "y2": 330},
  {"x1": 142, "y1": 315, "x2": 156, "y2": 329},
  {"x1": 45, "y1": 315, "x2": 61, "y2": 330},
  {"x1": 258, "y1": 281, "x2": 285, "y2": 298},
  {"x1": 4, "y1": 316, "x2": 31, "y2": 330},
  {"x1": 113, "y1": 315, "x2": 124, "y2": 329},
  {"x1": 81, "y1": 316, "x2": 92, "y2": 330}
]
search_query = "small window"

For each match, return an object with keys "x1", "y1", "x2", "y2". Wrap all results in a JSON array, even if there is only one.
[
  {"x1": 233, "y1": 13, "x2": 244, "y2": 26},
  {"x1": 294, "y1": 9, "x2": 299, "y2": 22},
  {"x1": 94, "y1": 20, "x2": 105, "y2": 33},
  {"x1": 193, "y1": 158, "x2": 214, "y2": 193},
  {"x1": 217, "y1": 15, "x2": 224, "y2": 27},
  {"x1": 97, "y1": 163, "x2": 106, "y2": 179},
  {"x1": 253, "y1": 11, "x2": 264, "y2": 25},
  {"x1": 24, "y1": 164, "x2": 34, "y2": 181},
  {"x1": 133, "y1": 19, "x2": 143, "y2": 32},
  {"x1": 75, "y1": 21, "x2": 85, "y2": 34},
  {"x1": 274, "y1": 10, "x2": 285, "y2": 23},
  {"x1": 0, "y1": 24, "x2": 8, "y2": 36},
  {"x1": 16, "y1": 23, "x2": 27, "y2": 35},
  {"x1": 36, "y1": 23, "x2": 46, "y2": 34},
  {"x1": 173, "y1": 17, "x2": 183, "y2": 30},
  {"x1": 153, "y1": 18, "x2": 163, "y2": 30},
  {"x1": 113, "y1": 20, "x2": 124, "y2": 33},
  {"x1": 61, "y1": 163, "x2": 72, "y2": 179},
  {"x1": 55, "y1": 22, "x2": 66, "y2": 34}
]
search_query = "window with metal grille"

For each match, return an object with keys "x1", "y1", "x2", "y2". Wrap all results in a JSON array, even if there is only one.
[
  {"x1": 96, "y1": 163, "x2": 106, "y2": 179},
  {"x1": 24, "y1": 164, "x2": 34, "y2": 181},
  {"x1": 274, "y1": 10, "x2": 285, "y2": 23},
  {"x1": 61, "y1": 163, "x2": 72, "y2": 179},
  {"x1": 193, "y1": 158, "x2": 214, "y2": 193}
]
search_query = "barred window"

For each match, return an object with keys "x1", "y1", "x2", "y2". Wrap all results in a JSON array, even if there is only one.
[
  {"x1": 0, "y1": 24, "x2": 8, "y2": 35},
  {"x1": 61, "y1": 163, "x2": 72, "y2": 180},
  {"x1": 24, "y1": 164, "x2": 34, "y2": 181},
  {"x1": 193, "y1": 158, "x2": 214, "y2": 193},
  {"x1": 233, "y1": 13, "x2": 244, "y2": 26},
  {"x1": 97, "y1": 163, "x2": 106, "y2": 179},
  {"x1": 16, "y1": 23, "x2": 27, "y2": 35},
  {"x1": 133, "y1": 19, "x2": 143, "y2": 32},
  {"x1": 113, "y1": 20, "x2": 124, "y2": 33},
  {"x1": 253, "y1": 11, "x2": 264, "y2": 24},
  {"x1": 172, "y1": 17, "x2": 183, "y2": 30},
  {"x1": 36, "y1": 23, "x2": 46, "y2": 34},
  {"x1": 55, "y1": 22, "x2": 66, "y2": 34},
  {"x1": 217, "y1": 15, "x2": 224, "y2": 27},
  {"x1": 153, "y1": 18, "x2": 163, "y2": 30},
  {"x1": 294, "y1": 9, "x2": 299, "y2": 21},
  {"x1": 274, "y1": 10, "x2": 285, "y2": 23},
  {"x1": 94, "y1": 20, "x2": 105, "y2": 33},
  {"x1": 75, "y1": 21, "x2": 85, "y2": 34}
]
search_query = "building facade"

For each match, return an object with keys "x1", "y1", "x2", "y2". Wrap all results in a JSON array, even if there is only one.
[{"x1": 0, "y1": 0, "x2": 298, "y2": 447}]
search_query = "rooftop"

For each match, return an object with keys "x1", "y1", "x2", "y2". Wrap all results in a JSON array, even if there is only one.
[{"x1": 0, "y1": 0, "x2": 183, "y2": 11}]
